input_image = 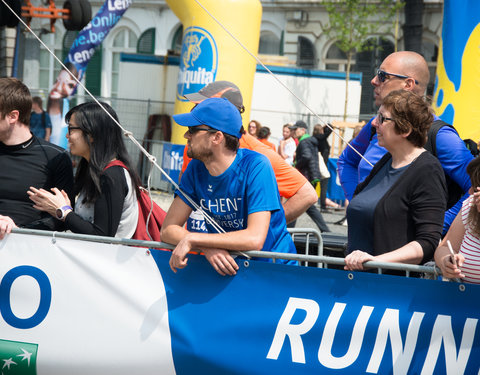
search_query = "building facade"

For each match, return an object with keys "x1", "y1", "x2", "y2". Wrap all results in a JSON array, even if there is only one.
[{"x1": 1, "y1": 0, "x2": 443, "y2": 119}]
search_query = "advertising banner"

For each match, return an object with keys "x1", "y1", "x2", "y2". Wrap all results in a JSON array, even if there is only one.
[
  {"x1": 161, "y1": 143, "x2": 185, "y2": 185},
  {"x1": 47, "y1": 0, "x2": 132, "y2": 148},
  {"x1": 1, "y1": 233, "x2": 479, "y2": 374},
  {"x1": 327, "y1": 157, "x2": 346, "y2": 204},
  {"x1": 433, "y1": 0, "x2": 480, "y2": 141}
]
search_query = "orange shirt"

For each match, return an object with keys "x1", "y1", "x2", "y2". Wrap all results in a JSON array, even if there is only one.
[
  {"x1": 258, "y1": 138, "x2": 276, "y2": 152},
  {"x1": 181, "y1": 133, "x2": 306, "y2": 198},
  {"x1": 181, "y1": 146, "x2": 191, "y2": 174}
]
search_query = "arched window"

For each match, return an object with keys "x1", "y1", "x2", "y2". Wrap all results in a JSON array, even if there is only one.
[
  {"x1": 137, "y1": 28, "x2": 155, "y2": 54},
  {"x1": 259, "y1": 30, "x2": 281, "y2": 55},
  {"x1": 110, "y1": 28, "x2": 137, "y2": 97},
  {"x1": 171, "y1": 25, "x2": 183, "y2": 54},
  {"x1": 325, "y1": 43, "x2": 348, "y2": 71},
  {"x1": 297, "y1": 36, "x2": 316, "y2": 68}
]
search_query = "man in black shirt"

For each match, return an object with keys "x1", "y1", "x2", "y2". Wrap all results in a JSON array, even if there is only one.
[{"x1": 0, "y1": 78, "x2": 74, "y2": 238}]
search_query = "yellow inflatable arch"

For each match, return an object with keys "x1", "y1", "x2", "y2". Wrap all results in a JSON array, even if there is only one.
[{"x1": 166, "y1": 0, "x2": 262, "y2": 144}]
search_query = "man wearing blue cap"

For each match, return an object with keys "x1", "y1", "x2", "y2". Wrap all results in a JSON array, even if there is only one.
[{"x1": 161, "y1": 97, "x2": 297, "y2": 275}]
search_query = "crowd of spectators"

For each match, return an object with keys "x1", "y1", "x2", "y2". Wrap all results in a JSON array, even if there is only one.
[{"x1": 1, "y1": 50, "x2": 479, "y2": 283}]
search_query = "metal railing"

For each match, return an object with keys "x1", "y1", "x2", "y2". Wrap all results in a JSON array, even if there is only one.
[{"x1": 11, "y1": 227, "x2": 447, "y2": 280}]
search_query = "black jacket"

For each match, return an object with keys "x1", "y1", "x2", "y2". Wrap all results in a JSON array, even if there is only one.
[
  {"x1": 314, "y1": 126, "x2": 332, "y2": 163},
  {"x1": 295, "y1": 135, "x2": 321, "y2": 182},
  {"x1": 353, "y1": 152, "x2": 447, "y2": 263}
]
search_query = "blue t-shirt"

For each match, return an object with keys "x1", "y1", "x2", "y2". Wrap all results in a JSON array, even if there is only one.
[
  {"x1": 177, "y1": 148, "x2": 297, "y2": 265},
  {"x1": 347, "y1": 158, "x2": 408, "y2": 254},
  {"x1": 30, "y1": 111, "x2": 52, "y2": 139}
]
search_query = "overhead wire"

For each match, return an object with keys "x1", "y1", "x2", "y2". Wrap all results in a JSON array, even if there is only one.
[
  {"x1": 191, "y1": 0, "x2": 373, "y2": 167},
  {"x1": 0, "y1": 0, "x2": 227, "y2": 236},
  {"x1": 1, "y1": 0, "x2": 374, "y2": 236}
]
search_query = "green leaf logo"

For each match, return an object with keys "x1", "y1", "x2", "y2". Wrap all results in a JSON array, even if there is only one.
[{"x1": 0, "y1": 339, "x2": 37, "y2": 375}]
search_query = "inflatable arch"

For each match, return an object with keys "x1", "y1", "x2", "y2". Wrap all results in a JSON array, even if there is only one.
[{"x1": 166, "y1": 0, "x2": 262, "y2": 144}]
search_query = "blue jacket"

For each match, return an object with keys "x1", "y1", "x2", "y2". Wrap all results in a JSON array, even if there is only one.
[{"x1": 337, "y1": 116, "x2": 473, "y2": 234}]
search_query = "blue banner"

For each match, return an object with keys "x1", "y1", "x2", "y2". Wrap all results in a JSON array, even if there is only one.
[
  {"x1": 152, "y1": 250, "x2": 480, "y2": 374},
  {"x1": 433, "y1": 0, "x2": 480, "y2": 141},
  {"x1": 2, "y1": 233, "x2": 479, "y2": 374},
  {"x1": 327, "y1": 157, "x2": 345, "y2": 203},
  {"x1": 161, "y1": 143, "x2": 185, "y2": 185},
  {"x1": 47, "y1": 0, "x2": 131, "y2": 148}
]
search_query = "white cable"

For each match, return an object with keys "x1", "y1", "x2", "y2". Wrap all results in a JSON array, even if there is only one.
[
  {"x1": 191, "y1": 0, "x2": 374, "y2": 167},
  {"x1": 2, "y1": 0, "x2": 374, "y2": 233},
  {"x1": 0, "y1": 0, "x2": 226, "y2": 233}
]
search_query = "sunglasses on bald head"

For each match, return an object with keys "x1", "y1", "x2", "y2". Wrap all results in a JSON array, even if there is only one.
[{"x1": 376, "y1": 69, "x2": 419, "y2": 85}]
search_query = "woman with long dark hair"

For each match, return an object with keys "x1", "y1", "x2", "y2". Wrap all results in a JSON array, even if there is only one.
[{"x1": 28, "y1": 102, "x2": 141, "y2": 238}]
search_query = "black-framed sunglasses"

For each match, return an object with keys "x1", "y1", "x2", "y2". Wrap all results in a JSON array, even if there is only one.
[
  {"x1": 187, "y1": 126, "x2": 218, "y2": 135},
  {"x1": 377, "y1": 112, "x2": 394, "y2": 125},
  {"x1": 376, "y1": 69, "x2": 419, "y2": 85}
]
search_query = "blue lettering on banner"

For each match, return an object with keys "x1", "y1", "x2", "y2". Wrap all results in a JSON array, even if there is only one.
[
  {"x1": 150, "y1": 250, "x2": 480, "y2": 374},
  {"x1": 0, "y1": 266, "x2": 52, "y2": 329},
  {"x1": 161, "y1": 143, "x2": 185, "y2": 185},
  {"x1": 177, "y1": 26, "x2": 218, "y2": 101}
]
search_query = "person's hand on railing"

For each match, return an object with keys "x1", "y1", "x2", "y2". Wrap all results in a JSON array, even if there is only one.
[
  {"x1": 0, "y1": 215, "x2": 16, "y2": 240},
  {"x1": 203, "y1": 248, "x2": 239, "y2": 276},
  {"x1": 344, "y1": 250, "x2": 375, "y2": 271}
]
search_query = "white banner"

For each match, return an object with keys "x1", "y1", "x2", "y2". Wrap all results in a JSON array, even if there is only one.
[{"x1": 0, "y1": 233, "x2": 176, "y2": 375}]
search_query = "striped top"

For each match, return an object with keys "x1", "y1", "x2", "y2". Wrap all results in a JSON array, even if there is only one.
[{"x1": 459, "y1": 195, "x2": 480, "y2": 284}]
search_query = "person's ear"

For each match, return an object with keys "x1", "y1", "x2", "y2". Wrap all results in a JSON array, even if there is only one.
[
  {"x1": 404, "y1": 77, "x2": 416, "y2": 91},
  {"x1": 211, "y1": 131, "x2": 223, "y2": 145},
  {"x1": 6, "y1": 110, "x2": 19, "y2": 124}
]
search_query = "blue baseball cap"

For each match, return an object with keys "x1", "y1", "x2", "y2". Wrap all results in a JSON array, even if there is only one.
[{"x1": 173, "y1": 97, "x2": 243, "y2": 138}]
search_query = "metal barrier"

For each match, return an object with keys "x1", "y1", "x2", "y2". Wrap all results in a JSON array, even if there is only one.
[
  {"x1": 287, "y1": 227, "x2": 323, "y2": 268},
  {"x1": 11, "y1": 228, "x2": 447, "y2": 279}
]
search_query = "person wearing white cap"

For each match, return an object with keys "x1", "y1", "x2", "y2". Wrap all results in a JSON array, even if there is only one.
[{"x1": 161, "y1": 98, "x2": 297, "y2": 276}]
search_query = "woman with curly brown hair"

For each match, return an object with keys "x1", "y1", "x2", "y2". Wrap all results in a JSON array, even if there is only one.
[
  {"x1": 345, "y1": 90, "x2": 447, "y2": 271},
  {"x1": 435, "y1": 157, "x2": 480, "y2": 283}
]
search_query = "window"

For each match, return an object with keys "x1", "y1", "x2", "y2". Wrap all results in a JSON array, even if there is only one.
[
  {"x1": 171, "y1": 25, "x2": 183, "y2": 54},
  {"x1": 297, "y1": 36, "x2": 316, "y2": 68},
  {"x1": 325, "y1": 43, "x2": 348, "y2": 71},
  {"x1": 354, "y1": 37, "x2": 394, "y2": 116},
  {"x1": 423, "y1": 40, "x2": 438, "y2": 97},
  {"x1": 137, "y1": 28, "x2": 155, "y2": 55},
  {"x1": 111, "y1": 28, "x2": 137, "y2": 97},
  {"x1": 38, "y1": 31, "x2": 63, "y2": 91},
  {"x1": 259, "y1": 31, "x2": 281, "y2": 55}
]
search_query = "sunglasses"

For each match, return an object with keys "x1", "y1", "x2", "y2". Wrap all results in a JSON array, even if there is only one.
[
  {"x1": 376, "y1": 69, "x2": 419, "y2": 85},
  {"x1": 187, "y1": 126, "x2": 218, "y2": 135},
  {"x1": 377, "y1": 112, "x2": 394, "y2": 125}
]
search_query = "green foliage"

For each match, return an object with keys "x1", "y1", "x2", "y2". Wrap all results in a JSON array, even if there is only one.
[
  {"x1": 323, "y1": 0, "x2": 404, "y2": 55},
  {"x1": 322, "y1": 0, "x2": 404, "y2": 120}
]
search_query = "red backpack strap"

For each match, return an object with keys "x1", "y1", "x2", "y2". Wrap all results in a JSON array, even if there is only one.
[{"x1": 104, "y1": 160, "x2": 127, "y2": 170}]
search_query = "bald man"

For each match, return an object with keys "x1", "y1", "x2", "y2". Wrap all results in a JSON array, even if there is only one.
[{"x1": 338, "y1": 51, "x2": 473, "y2": 234}]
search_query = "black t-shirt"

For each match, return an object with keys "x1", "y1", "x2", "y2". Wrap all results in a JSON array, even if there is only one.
[{"x1": 0, "y1": 135, "x2": 74, "y2": 229}]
